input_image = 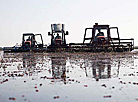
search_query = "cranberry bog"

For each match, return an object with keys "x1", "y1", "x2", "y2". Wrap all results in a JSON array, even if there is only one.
[{"x1": 0, "y1": 51, "x2": 138, "y2": 102}]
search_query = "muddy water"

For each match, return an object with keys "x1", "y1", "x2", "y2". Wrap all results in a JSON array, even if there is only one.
[{"x1": 0, "y1": 51, "x2": 138, "y2": 102}]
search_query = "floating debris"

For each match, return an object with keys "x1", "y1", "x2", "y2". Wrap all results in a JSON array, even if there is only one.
[
  {"x1": 9, "y1": 97, "x2": 16, "y2": 100},
  {"x1": 36, "y1": 90, "x2": 39, "y2": 92},
  {"x1": 84, "y1": 85, "x2": 88, "y2": 87},
  {"x1": 103, "y1": 95, "x2": 112, "y2": 98},
  {"x1": 53, "y1": 96, "x2": 60, "y2": 99},
  {"x1": 101, "y1": 84, "x2": 106, "y2": 88}
]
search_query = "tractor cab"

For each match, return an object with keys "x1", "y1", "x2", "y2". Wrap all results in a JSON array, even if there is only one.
[
  {"x1": 83, "y1": 23, "x2": 113, "y2": 45},
  {"x1": 93, "y1": 23, "x2": 110, "y2": 44},
  {"x1": 22, "y1": 33, "x2": 43, "y2": 48},
  {"x1": 48, "y1": 24, "x2": 69, "y2": 47}
]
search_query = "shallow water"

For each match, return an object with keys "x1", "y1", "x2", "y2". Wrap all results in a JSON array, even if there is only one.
[{"x1": 0, "y1": 51, "x2": 138, "y2": 102}]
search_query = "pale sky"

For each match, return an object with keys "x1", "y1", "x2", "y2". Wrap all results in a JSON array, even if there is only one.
[{"x1": 0, "y1": 0, "x2": 138, "y2": 47}]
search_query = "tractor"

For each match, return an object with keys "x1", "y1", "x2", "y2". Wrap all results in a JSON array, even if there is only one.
[
  {"x1": 47, "y1": 24, "x2": 69, "y2": 52},
  {"x1": 22, "y1": 33, "x2": 43, "y2": 49},
  {"x1": 69, "y1": 23, "x2": 134, "y2": 52},
  {"x1": 3, "y1": 33, "x2": 44, "y2": 52}
]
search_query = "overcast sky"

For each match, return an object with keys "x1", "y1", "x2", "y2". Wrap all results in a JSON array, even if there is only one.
[{"x1": 0, "y1": 0, "x2": 138, "y2": 47}]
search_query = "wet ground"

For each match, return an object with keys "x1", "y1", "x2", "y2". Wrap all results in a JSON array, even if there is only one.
[{"x1": 0, "y1": 51, "x2": 138, "y2": 102}]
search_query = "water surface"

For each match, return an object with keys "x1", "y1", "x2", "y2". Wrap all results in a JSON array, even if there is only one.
[{"x1": 0, "y1": 51, "x2": 138, "y2": 102}]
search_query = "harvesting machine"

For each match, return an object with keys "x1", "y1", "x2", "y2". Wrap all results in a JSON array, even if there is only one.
[
  {"x1": 47, "y1": 24, "x2": 69, "y2": 52},
  {"x1": 3, "y1": 33, "x2": 45, "y2": 52},
  {"x1": 3, "y1": 23, "x2": 134, "y2": 53},
  {"x1": 69, "y1": 23, "x2": 134, "y2": 52}
]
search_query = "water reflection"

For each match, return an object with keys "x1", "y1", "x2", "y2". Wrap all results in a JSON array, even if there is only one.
[
  {"x1": 22, "y1": 53, "x2": 45, "y2": 76},
  {"x1": 92, "y1": 61, "x2": 111, "y2": 80},
  {"x1": 23, "y1": 53, "x2": 36, "y2": 68},
  {"x1": 2, "y1": 52, "x2": 67, "y2": 83},
  {"x1": 50, "y1": 56, "x2": 67, "y2": 84},
  {"x1": 68, "y1": 53, "x2": 135, "y2": 81},
  {"x1": 1, "y1": 52, "x2": 136, "y2": 82},
  {"x1": 2, "y1": 52, "x2": 45, "y2": 76}
]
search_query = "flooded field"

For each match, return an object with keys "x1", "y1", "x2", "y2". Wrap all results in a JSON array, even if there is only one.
[{"x1": 0, "y1": 51, "x2": 138, "y2": 102}]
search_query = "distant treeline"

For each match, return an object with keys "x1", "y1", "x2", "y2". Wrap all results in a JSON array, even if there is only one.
[
  {"x1": 0, "y1": 47, "x2": 3, "y2": 51},
  {"x1": 134, "y1": 46, "x2": 138, "y2": 49}
]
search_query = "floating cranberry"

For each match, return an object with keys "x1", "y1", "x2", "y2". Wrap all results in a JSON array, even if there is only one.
[
  {"x1": 84, "y1": 85, "x2": 88, "y2": 87},
  {"x1": 36, "y1": 90, "x2": 39, "y2": 92}
]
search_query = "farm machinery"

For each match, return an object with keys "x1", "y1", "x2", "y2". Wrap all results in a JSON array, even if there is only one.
[
  {"x1": 3, "y1": 33, "x2": 45, "y2": 52},
  {"x1": 47, "y1": 24, "x2": 69, "y2": 52},
  {"x1": 69, "y1": 23, "x2": 134, "y2": 52},
  {"x1": 3, "y1": 23, "x2": 134, "y2": 53}
]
